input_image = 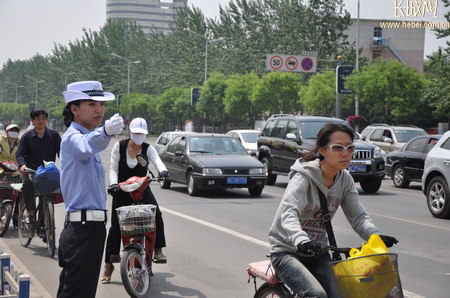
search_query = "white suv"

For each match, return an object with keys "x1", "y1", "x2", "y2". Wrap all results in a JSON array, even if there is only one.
[{"x1": 422, "y1": 130, "x2": 450, "y2": 218}]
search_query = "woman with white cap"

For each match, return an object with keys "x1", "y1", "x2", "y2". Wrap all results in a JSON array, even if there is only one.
[
  {"x1": 0, "y1": 123, "x2": 21, "y2": 163},
  {"x1": 57, "y1": 80, "x2": 124, "y2": 298},
  {"x1": 101, "y1": 117, "x2": 169, "y2": 284}
]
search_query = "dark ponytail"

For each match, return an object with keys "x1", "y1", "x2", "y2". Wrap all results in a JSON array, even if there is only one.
[
  {"x1": 303, "y1": 123, "x2": 355, "y2": 162},
  {"x1": 62, "y1": 100, "x2": 82, "y2": 128}
]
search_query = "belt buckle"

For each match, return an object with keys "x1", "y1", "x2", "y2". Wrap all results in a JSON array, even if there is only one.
[{"x1": 92, "y1": 210, "x2": 105, "y2": 221}]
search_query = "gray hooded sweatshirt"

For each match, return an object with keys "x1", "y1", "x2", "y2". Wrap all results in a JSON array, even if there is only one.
[{"x1": 269, "y1": 158, "x2": 382, "y2": 255}]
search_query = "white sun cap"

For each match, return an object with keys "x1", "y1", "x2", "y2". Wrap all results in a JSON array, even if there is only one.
[
  {"x1": 129, "y1": 118, "x2": 148, "y2": 134},
  {"x1": 63, "y1": 81, "x2": 115, "y2": 104}
]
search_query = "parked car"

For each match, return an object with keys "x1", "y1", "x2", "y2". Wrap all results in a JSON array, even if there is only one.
[
  {"x1": 386, "y1": 135, "x2": 441, "y2": 188},
  {"x1": 158, "y1": 133, "x2": 266, "y2": 196},
  {"x1": 361, "y1": 123, "x2": 428, "y2": 154},
  {"x1": 154, "y1": 131, "x2": 192, "y2": 154},
  {"x1": 257, "y1": 114, "x2": 385, "y2": 193},
  {"x1": 226, "y1": 129, "x2": 260, "y2": 156},
  {"x1": 422, "y1": 130, "x2": 450, "y2": 218}
]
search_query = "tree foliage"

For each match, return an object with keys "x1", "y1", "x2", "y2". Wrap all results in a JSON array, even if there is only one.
[{"x1": 345, "y1": 59, "x2": 424, "y2": 124}]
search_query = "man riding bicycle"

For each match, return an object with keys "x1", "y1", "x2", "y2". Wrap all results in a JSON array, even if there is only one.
[{"x1": 16, "y1": 109, "x2": 61, "y2": 226}]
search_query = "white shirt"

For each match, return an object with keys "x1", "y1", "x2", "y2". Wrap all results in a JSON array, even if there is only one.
[{"x1": 109, "y1": 141, "x2": 167, "y2": 185}]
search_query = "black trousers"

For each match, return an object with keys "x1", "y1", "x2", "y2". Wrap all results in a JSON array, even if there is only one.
[
  {"x1": 104, "y1": 187, "x2": 166, "y2": 263},
  {"x1": 57, "y1": 221, "x2": 106, "y2": 298},
  {"x1": 21, "y1": 173, "x2": 36, "y2": 212}
]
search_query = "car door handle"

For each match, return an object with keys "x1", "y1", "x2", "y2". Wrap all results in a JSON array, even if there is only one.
[{"x1": 445, "y1": 160, "x2": 450, "y2": 166}]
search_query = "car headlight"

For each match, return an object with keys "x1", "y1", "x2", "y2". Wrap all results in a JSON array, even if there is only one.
[
  {"x1": 373, "y1": 146, "x2": 385, "y2": 159},
  {"x1": 202, "y1": 168, "x2": 222, "y2": 174},
  {"x1": 249, "y1": 168, "x2": 264, "y2": 174}
]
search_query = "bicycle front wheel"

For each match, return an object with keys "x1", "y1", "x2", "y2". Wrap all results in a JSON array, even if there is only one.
[
  {"x1": 0, "y1": 203, "x2": 12, "y2": 237},
  {"x1": 44, "y1": 197, "x2": 56, "y2": 258},
  {"x1": 120, "y1": 248, "x2": 150, "y2": 298},
  {"x1": 17, "y1": 196, "x2": 33, "y2": 247}
]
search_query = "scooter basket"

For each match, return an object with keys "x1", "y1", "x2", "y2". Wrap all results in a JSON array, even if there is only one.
[
  {"x1": 116, "y1": 204, "x2": 156, "y2": 235},
  {"x1": 330, "y1": 253, "x2": 403, "y2": 298},
  {"x1": 0, "y1": 173, "x2": 21, "y2": 189}
]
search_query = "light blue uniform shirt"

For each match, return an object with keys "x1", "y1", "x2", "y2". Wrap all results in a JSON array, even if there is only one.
[{"x1": 60, "y1": 122, "x2": 113, "y2": 212}]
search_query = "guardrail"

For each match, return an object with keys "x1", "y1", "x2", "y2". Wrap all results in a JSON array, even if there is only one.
[{"x1": 0, "y1": 250, "x2": 29, "y2": 298}]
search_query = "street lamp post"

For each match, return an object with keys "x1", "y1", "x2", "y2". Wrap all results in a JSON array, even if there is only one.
[
  {"x1": 25, "y1": 75, "x2": 45, "y2": 108},
  {"x1": 111, "y1": 53, "x2": 140, "y2": 94},
  {"x1": 355, "y1": 0, "x2": 360, "y2": 132},
  {"x1": 184, "y1": 28, "x2": 224, "y2": 132},
  {"x1": 51, "y1": 67, "x2": 76, "y2": 90},
  {"x1": 0, "y1": 90, "x2": 7, "y2": 103},
  {"x1": 184, "y1": 28, "x2": 224, "y2": 83},
  {"x1": 3, "y1": 82, "x2": 23, "y2": 103}
]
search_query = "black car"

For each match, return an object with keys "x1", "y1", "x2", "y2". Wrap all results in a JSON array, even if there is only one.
[
  {"x1": 158, "y1": 133, "x2": 267, "y2": 196},
  {"x1": 257, "y1": 115, "x2": 386, "y2": 193},
  {"x1": 386, "y1": 135, "x2": 441, "y2": 188}
]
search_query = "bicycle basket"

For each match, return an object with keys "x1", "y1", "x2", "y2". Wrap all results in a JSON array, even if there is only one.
[
  {"x1": 33, "y1": 171, "x2": 61, "y2": 196},
  {"x1": 330, "y1": 253, "x2": 403, "y2": 298},
  {"x1": 116, "y1": 204, "x2": 156, "y2": 235}
]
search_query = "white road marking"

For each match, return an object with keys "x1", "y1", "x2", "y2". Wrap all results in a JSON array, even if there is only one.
[{"x1": 160, "y1": 207, "x2": 269, "y2": 248}]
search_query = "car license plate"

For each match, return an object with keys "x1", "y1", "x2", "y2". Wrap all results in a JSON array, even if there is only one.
[
  {"x1": 227, "y1": 177, "x2": 247, "y2": 184},
  {"x1": 348, "y1": 165, "x2": 366, "y2": 172}
]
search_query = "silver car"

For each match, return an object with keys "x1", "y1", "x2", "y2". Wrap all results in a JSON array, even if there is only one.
[{"x1": 422, "y1": 130, "x2": 450, "y2": 218}]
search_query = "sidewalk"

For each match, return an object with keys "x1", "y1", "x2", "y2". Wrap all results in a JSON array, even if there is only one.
[{"x1": 0, "y1": 238, "x2": 52, "y2": 298}]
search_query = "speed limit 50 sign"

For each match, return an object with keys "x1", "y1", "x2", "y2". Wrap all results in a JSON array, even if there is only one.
[{"x1": 266, "y1": 54, "x2": 317, "y2": 73}]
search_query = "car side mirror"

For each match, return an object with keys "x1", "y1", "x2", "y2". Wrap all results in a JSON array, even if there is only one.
[
  {"x1": 383, "y1": 137, "x2": 393, "y2": 143},
  {"x1": 250, "y1": 152, "x2": 257, "y2": 157},
  {"x1": 360, "y1": 134, "x2": 367, "y2": 141},
  {"x1": 286, "y1": 133, "x2": 297, "y2": 141}
]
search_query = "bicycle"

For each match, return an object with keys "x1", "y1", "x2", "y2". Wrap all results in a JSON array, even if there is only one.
[
  {"x1": 0, "y1": 161, "x2": 20, "y2": 237},
  {"x1": 17, "y1": 167, "x2": 63, "y2": 258},
  {"x1": 110, "y1": 153, "x2": 161, "y2": 298},
  {"x1": 247, "y1": 246, "x2": 404, "y2": 298}
]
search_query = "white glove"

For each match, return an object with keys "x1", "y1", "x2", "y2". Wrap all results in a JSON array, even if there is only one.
[{"x1": 105, "y1": 113, "x2": 124, "y2": 135}]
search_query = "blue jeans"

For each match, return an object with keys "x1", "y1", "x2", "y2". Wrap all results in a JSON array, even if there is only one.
[{"x1": 271, "y1": 252, "x2": 340, "y2": 298}]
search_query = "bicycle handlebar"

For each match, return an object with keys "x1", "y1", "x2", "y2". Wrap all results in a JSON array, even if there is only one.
[{"x1": 24, "y1": 168, "x2": 36, "y2": 174}]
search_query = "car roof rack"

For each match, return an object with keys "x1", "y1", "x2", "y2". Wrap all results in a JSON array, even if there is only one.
[
  {"x1": 396, "y1": 124, "x2": 419, "y2": 128},
  {"x1": 269, "y1": 114, "x2": 294, "y2": 119},
  {"x1": 311, "y1": 114, "x2": 335, "y2": 118},
  {"x1": 370, "y1": 123, "x2": 390, "y2": 127}
]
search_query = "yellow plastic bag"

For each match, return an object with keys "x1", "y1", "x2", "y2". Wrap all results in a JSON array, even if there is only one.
[{"x1": 330, "y1": 234, "x2": 399, "y2": 298}]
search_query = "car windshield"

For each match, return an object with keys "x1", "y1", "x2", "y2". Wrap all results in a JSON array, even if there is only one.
[
  {"x1": 241, "y1": 132, "x2": 259, "y2": 143},
  {"x1": 189, "y1": 137, "x2": 248, "y2": 155},
  {"x1": 394, "y1": 130, "x2": 427, "y2": 142},
  {"x1": 300, "y1": 121, "x2": 355, "y2": 139}
]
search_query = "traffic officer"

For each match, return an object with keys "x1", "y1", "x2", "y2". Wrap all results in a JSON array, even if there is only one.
[{"x1": 57, "y1": 81, "x2": 124, "y2": 298}]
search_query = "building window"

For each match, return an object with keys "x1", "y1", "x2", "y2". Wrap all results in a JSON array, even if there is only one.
[
  {"x1": 373, "y1": 50, "x2": 382, "y2": 60},
  {"x1": 374, "y1": 27, "x2": 382, "y2": 37}
]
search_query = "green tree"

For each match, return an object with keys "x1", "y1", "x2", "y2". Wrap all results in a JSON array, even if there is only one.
[
  {"x1": 252, "y1": 71, "x2": 301, "y2": 115},
  {"x1": 198, "y1": 72, "x2": 228, "y2": 132},
  {"x1": 300, "y1": 70, "x2": 351, "y2": 115},
  {"x1": 345, "y1": 59, "x2": 424, "y2": 124},
  {"x1": 224, "y1": 72, "x2": 261, "y2": 128}
]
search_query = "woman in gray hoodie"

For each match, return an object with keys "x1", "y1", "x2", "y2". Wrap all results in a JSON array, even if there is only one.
[{"x1": 268, "y1": 123, "x2": 398, "y2": 298}]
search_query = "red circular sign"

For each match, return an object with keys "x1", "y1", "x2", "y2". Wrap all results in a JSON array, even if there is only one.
[
  {"x1": 301, "y1": 57, "x2": 314, "y2": 71},
  {"x1": 270, "y1": 56, "x2": 283, "y2": 70},
  {"x1": 286, "y1": 56, "x2": 298, "y2": 70}
]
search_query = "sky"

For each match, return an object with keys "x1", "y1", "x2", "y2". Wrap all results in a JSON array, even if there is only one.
[{"x1": 0, "y1": 0, "x2": 448, "y2": 67}]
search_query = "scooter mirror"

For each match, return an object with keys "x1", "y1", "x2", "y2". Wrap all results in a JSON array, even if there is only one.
[{"x1": 136, "y1": 153, "x2": 149, "y2": 168}]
